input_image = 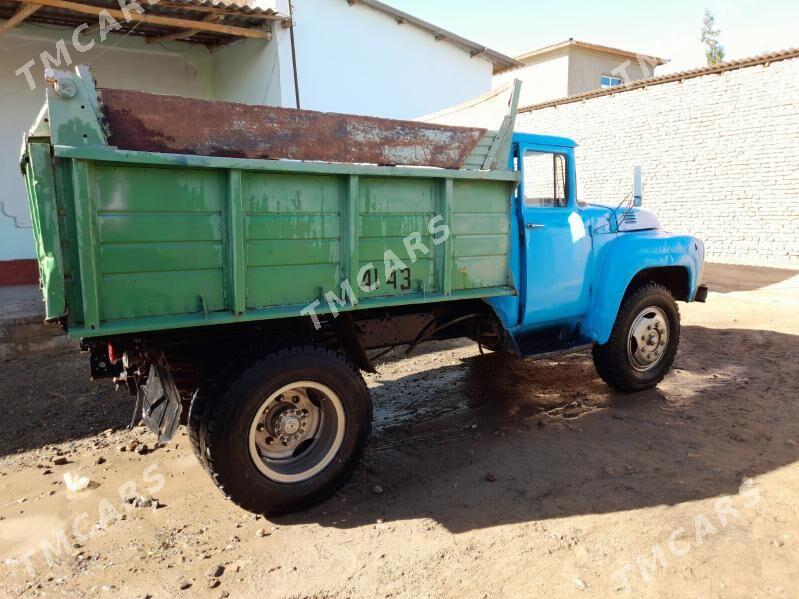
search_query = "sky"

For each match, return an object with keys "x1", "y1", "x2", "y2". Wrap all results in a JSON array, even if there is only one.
[{"x1": 384, "y1": 0, "x2": 798, "y2": 73}]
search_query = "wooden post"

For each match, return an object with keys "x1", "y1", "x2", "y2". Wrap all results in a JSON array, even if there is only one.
[
  {"x1": 0, "y1": 3, "x2": 41, "y2": 35},
  {"x1": 146, "y1": 13, "x2": 224, "y2": 44}
]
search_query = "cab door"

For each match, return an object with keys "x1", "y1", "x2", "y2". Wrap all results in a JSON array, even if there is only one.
[{"x1": 518, "y1": 144, "x2": 592, "y2": 328}]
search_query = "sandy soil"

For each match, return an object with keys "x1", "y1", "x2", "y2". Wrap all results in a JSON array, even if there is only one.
[{"x1": 0, "y1": 263, "x2": 797, "y2": 598}]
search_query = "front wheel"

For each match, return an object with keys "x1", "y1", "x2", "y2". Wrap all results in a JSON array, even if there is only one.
[
  {"x1": 592, "y1": 282, "x2": 681, "y2": 392},
  {"x1": 200, "y1": 346, "x2": 372, "y2": 515}
]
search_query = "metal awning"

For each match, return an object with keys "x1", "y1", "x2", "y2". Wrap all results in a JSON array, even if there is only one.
[{"x1": 0, "y1": 0, "x2": 283, "y2": 46}]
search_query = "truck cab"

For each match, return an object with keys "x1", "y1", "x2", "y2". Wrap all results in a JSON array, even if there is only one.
[{"x1": 490, "y1": 132, "x2": 706, "y2": 390}]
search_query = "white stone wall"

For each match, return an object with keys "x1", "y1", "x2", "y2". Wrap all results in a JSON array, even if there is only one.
[{"x1": 517, "y1": 57, "x2": 799, "y2": 269}]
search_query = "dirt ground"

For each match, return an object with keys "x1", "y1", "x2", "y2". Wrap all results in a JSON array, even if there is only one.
[{"x1": 1, "y1": 263, "x2": 797, "y2": 598}]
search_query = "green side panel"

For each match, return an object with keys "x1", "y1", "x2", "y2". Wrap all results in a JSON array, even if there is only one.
[
  {"x1": 246, "y1": 215, "x2": 341, "y2": 240},
  {"x1": 245, "y1": 173, "x2": 343, "y2": 213},
  {"x1": 359, "y1": 177, "x2": 435, "y2": 213},
  {"x1": 451, "y1": 213, "x2": 511, "y2": 235},
  {"x1": 100, "y1": 243, "x2": 223, "y2": 274},
  {"x1": 93, "y1": 165, "x2": 225, "y2": 321},
  {"x1": 452, "y1": 235, "x2": 508, "y2": 257},
  {"x1": 26, "y1": 141, "x2": 516, "y2": 337},
  {"x1": 359, "y1": 214, "x2": 432, "y2": 238},
  {"x1": 359, "y1": 237, "x2": 434, "y2": 261},
  {"x1": 94, "y1": 166, "x2": 223, "y2": 213},
  {"x1": 248, "y1": 240, "x2": 340, "y2": 267},
  {"x1": 450, "y1": 256, "x2": 508, "y2": 289},
  {"x1": 451, "y1": 182, "x2": 510, "y2": 213},
  {"x1": 342, "y1": 175, "x2": 360, "y2": 304},
  {"x1": 226, "y1": 170, "x2": 246, "y2": 316},
  {"x1": 23, "y1": 159, "x2": 44, "y2": 276},
  {"x1": 54, "y1": 158, "x2": 84, "y2": 324},
  {"x1": 242, "y1": 172, "x2": 343, "y2": 308},
  {"x1": 450, "y1": 180, "x2": 512, "y2": 290},
  {"x1": 72, "y1": 160, "x2": 101, "y2": 330},
  {"x1": 358, "y1": 177, "x2": 437, "y2": 298},
  {"x1": 356, "y1": 260, "x2": 434, "y2": 297},
  {"x1": 101, "y1": 271, "x2": 225, "y2": 319},
  {"x1": 357, "y1": 239, "x2": 435, "y2": 297},
  {"x1": 98, "y1": 214, "x2": 222, "y2": 243},
  {"x1": 25, "y1": 142, "x2": 65, "y2": 319},
  {"x1": 248, "y1": 265, "x2": 341, "y2": 307},
  {"x1": 436, "y1": 178, "x2": 453, "y2": 296}
]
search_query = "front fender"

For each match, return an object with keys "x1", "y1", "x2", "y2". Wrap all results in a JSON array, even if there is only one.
[{"x1": 584, "y1": 231, "x2": 704, "y2": 344}]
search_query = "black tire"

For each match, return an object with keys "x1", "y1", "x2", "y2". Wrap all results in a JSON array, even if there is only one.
[
  {"x1": 188, "y1": 358, "x2": 245, "y2": 473},
  {"x1": 592, "y1": 282, "x2": 681, "y2": 392},
  {"x1": 200, "y1": 345, "x2": 372, "y2": 515},
  {"x1": 187, "y1": 388, "x2": 210, "y2": 471}
]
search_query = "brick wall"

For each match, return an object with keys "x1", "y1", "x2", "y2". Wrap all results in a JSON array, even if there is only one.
[{"x1": 516, "y1": 56, "x2": 799, "y2": 268}]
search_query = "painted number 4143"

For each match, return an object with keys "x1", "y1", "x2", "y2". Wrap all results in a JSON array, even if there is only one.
[{"x1": 361, "y1": 267, "x2": 411, "y2": 291}]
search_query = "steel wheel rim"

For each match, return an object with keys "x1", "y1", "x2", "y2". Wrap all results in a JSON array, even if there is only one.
[
  {"x1": 248, "y1": 381, "x2": 346, "y2": 483},
  {"x1": 627, "y1": 306, "x2": 670, "y2": 372}
]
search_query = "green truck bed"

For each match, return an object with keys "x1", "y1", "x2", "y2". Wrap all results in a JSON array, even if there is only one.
[{"x1": 22, "y1": 67, "x2": 520, "y2": 339}]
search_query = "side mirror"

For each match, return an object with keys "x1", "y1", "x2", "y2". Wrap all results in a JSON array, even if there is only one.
[{"x1": 633, "y1": 166, "x2": 643, "y2": 207}]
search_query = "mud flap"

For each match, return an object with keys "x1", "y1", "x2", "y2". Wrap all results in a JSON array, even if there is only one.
[{"x1": 141, "y1": 359, "x2": 182, "y2": 444}]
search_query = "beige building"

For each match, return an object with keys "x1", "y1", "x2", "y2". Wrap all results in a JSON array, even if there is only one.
[{"x1": 494, "y1": 38, "x2": 668, "y2": 108}]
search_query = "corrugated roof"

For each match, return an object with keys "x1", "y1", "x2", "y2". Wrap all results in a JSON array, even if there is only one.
[
  {"x1": 3, "y1": 0, "x2": 521, "y2": 68},
  {"x1": 518, "y1": 47, "x2": 799, "y2": 113},
  {"x1": 505, "y1": 38, "x2": 668, "y2": 73},
  {"x1": 345, "y1": 0, "x2": 522, "y2": 73},
  {"x1": 165, "y1": 0, "x2": 278, "y2": 16},
  {"x1": 0, "y1": 0, "x2": 279, "y2": 46}
]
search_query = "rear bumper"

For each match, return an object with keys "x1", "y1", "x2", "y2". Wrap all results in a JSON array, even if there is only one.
[{"x1": 694, "y1": 284, "x2": 709, "y2": 303}]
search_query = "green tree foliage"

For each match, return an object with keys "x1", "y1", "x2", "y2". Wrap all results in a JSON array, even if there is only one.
[{"x1": 701, "y1": 9, "x2": 726, "y2": 65}]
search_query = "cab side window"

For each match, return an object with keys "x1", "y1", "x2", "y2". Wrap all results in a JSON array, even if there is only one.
[{"x1": 523, "y1": 151, "x2": 568, "y2": 208}]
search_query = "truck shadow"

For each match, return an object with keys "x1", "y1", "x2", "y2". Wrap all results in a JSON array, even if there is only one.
[
  {"x1": 0, "y1": 339, "x2": 477, "y2": 457},
  {"x1": 0, "y1": 323, "x2": 796, "y2": 535},
  {"x1": 282, "y1": 324, "x2": 799, "y2": 533},
  {"x1": 0, "y1": 337, "x2": 489, "y2": 457},
  {"x1": 0, "y1": 351, "x2": 134, "y2": 457}
]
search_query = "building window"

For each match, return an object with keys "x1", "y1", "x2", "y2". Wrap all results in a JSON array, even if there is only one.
[{"x1": 601, "y1": 75, "x2": 623, "y2": 89}]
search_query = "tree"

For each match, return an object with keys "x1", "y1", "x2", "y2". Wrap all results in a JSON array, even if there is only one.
[{"x1": 701, "y1": 9, "x2": 726, "y2": 65}]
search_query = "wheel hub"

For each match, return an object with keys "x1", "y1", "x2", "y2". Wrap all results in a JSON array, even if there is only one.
[
  {"x1": 253, "y1": 389, "x2": 319, "y2": 459},
  {"x1": 273, "y1": 408, "x2": 307, "y2": 443},
  {"x1": 248, "y1": 381, "x2": 346, "y2": 484},
  {"x1": 627, "y1": 306, "x2": 670, "y2": 372}
]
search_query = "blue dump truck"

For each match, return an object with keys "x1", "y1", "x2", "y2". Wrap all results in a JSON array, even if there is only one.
[{"x1": 24, "y1": 68, "x2": 706, "y2": 514}]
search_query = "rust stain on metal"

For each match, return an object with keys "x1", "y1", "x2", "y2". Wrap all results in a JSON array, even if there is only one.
[{"x1": 99, "y1": 89, "x2": 486, "y2": 169}]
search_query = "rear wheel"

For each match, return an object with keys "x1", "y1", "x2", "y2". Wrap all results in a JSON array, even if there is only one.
[
  {"x1": 187, "y1": 389, "x2": 209, "y2": 471},
  {"x1": 200, "y1": 346, "x2": 372, "y2": 515},
  {"x1": 592, "y1": 283, "x2": 680, "y2": 392}
]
